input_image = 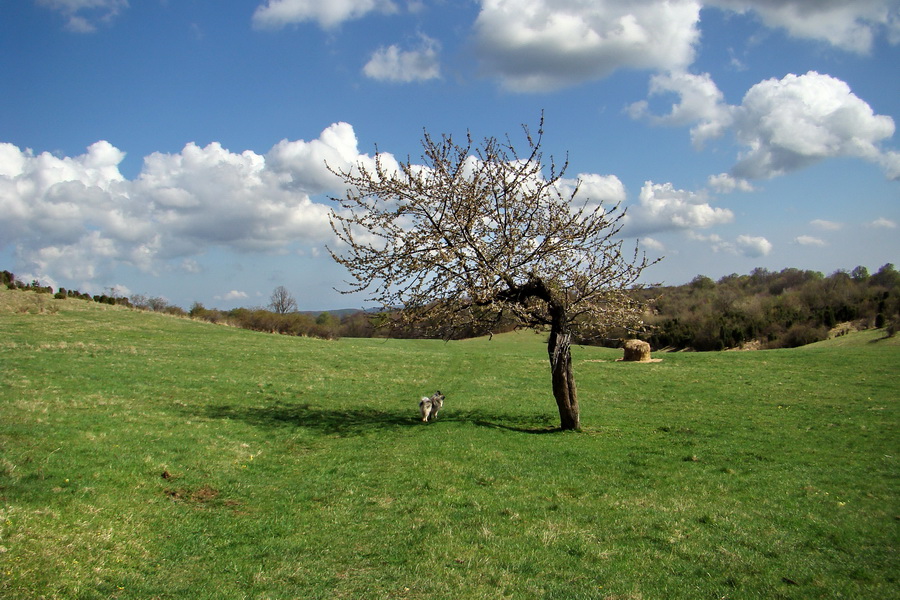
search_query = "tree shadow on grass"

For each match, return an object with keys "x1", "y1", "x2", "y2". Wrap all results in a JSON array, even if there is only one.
[
  {"x1": 196, "y1": 401, "x2": 414, "y2": 437},
  {"x1": 456, "y1": 409, "x2": 563, "y2": 434},
  {"x1": 471, "y1": 420, "x2": 563, "y2": 434},
  {"x1": 191, "y1": 402, "x2": 562, "y2": 437}
]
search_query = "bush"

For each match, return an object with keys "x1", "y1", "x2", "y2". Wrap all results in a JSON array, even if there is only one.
[
  {"x1": 774, "y1": 324, "x2": 828, "y2": 349},
  {"x1": 190, "y1": 302, "x2": 226, "y2": 323}
]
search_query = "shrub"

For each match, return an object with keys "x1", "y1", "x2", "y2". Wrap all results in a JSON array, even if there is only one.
[
  {"x1": 190, "y1": 302, "x2": 225, "y2": 323},
  {"x1": 775, "y1": 324, "x2": 828, "y2": 349}
]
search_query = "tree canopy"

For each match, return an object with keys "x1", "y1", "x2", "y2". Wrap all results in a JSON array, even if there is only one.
[
  {"x1": 268, "y1": 285, "x2": 298, "y2": 315},
  {"x1": 328, "y1": 119, "x2": 656, "y2": 429}
]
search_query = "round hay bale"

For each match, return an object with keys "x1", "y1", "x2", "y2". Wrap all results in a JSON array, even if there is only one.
[{"x1": 622, "y1": 339, "x2": 651, "y2": 362}]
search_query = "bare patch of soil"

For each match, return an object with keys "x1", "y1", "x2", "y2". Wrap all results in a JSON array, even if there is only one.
[{"x1": 164, "y1": 485, "x2": 219, "y2": 504}]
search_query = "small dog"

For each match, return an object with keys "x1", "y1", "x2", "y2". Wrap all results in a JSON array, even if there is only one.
[{"x1": 419, "y1": 390, "x2": 445, "y2": 422}]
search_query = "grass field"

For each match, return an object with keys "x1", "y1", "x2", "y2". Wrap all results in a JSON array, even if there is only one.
[{"x1": 1, "y1": 289, "x2": 898, "y2": 599}]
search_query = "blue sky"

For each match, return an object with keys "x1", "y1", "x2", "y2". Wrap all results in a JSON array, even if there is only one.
[{"x1": 1, "y1": 0, "x2": 898, "y2": 310}]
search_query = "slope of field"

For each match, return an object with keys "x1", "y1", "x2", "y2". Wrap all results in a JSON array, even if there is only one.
[
  {"x1": 1, "y1": 289, "x2": 897, "y2": 599},
  {"x1": 807, "y1": 327, "x2": 900, "y2": 348}
]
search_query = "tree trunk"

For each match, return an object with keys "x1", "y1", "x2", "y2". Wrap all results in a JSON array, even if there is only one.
[{"x1": 548, "y1": 323, "x2": 579, "y2": 430}]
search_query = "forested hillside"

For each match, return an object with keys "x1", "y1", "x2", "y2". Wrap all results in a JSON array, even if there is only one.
[
  {"x1": 634, "y1": 264, "x2": 900, "y2": 351},
  {"x1": 4, "y1": 264, "x2": 899, "y2": 350}
]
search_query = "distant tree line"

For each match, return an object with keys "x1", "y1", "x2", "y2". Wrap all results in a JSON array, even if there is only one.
[
  {"x1": 3, "y1": 270, "x2": 132, "y2": 307},
  {"x1": 5, "y1": 265, "x2": 898, "y2": 349},
  {"x1": 2, "y1": 270, "x2": 186, "y2": 313},
  {"x1": 188, "y1": 303, "x2": 349, "y2": 340},
  {"x1": 627, "y1": 264, "x2": 900, "y2": 351}
]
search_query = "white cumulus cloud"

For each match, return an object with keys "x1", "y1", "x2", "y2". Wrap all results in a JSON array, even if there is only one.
[
  {"x1": 473, "y1": 0, "x2": 702, "y2": 91},
  {"x1": 0, "y1": 140, "x2": 131, "y2": 247},
  {"x1": 266, "y1": 122, "x2": 376, "y2": 194},
  {"x1": 627, "y1": 71, "x2": 733, "y2": 148},
  {"x1": 735, "y1": 234, "x2": 772, "y2": 257},
  {"x1": 132, "y1": 141, "x2": 331, "y2": 255},
  {"x1": 811, "y1": 219, "x2": 843, "y2": 231},
  {"x1": 641, "y1": 237, "x2": 665, "y2": 252},
  {"x1": 623, "y1": 181, "x2": 734, "y2": 235},
  {"x1": 707, "y1": 173, "x2": 754, "y2": 193},
  {"x1": 869, "y1": 217, "x2": 898, "y2": 228},
  {"x1": 689, "y1": 232, "x2": 772, "y2": 256},
  {"x1": 557, "y1": 173, "x2": 627, "y2": 208},
  {"x1": 877, "y1": 150, "x2": 900, "y2": 180},
  {"x1": 252, "y1": 0, "x2": 397, "y2": 29},
  {"x1": 731, "y1": 71, "x2": 897, "y2": 180},
  {"x1": 217, "y1": 290, "x2": 250, "y2": 301},
  {"x1": 633, "y1": 70, "x2": 899, "y2": 181},
  {"x1": 794, "y1": 235, "x2": 826, "y2": 246},
  {"x1": 0, "y1": 123, "x2": 393, "y2": 291},
  {"x1": 37, "y1": 0, "x2": 128, "y2": 33},
  {"x1": 363, "y1": 35, "x2": 441, "y2": 82},
  {"x1": 708, "y1": 0, "x2": 900, "y2": 54}
]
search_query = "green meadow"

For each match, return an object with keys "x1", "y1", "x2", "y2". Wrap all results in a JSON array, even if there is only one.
[{"x1": 1, "y1": 289, "x2": 897, "y2": 599}]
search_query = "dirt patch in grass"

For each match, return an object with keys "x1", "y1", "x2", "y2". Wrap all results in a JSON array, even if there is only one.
[
  {"x1": 162, "y1": 484, "x2": 248, "y2": 514},
  {"x1": 164, "y1": 485, "x2": 220, "y2": 504}
]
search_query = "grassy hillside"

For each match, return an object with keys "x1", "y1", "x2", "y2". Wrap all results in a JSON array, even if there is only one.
[
  {"x1": 805, "y1": 327, "x2": 900, "y2": 348},
  {"x1": 1, "y1": 289, "x2": 897, "y2": 599}
]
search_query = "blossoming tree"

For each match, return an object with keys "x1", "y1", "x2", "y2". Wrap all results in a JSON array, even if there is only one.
[{"x1": 328, "y1": 119, "x2": 656, "y2": 430}]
